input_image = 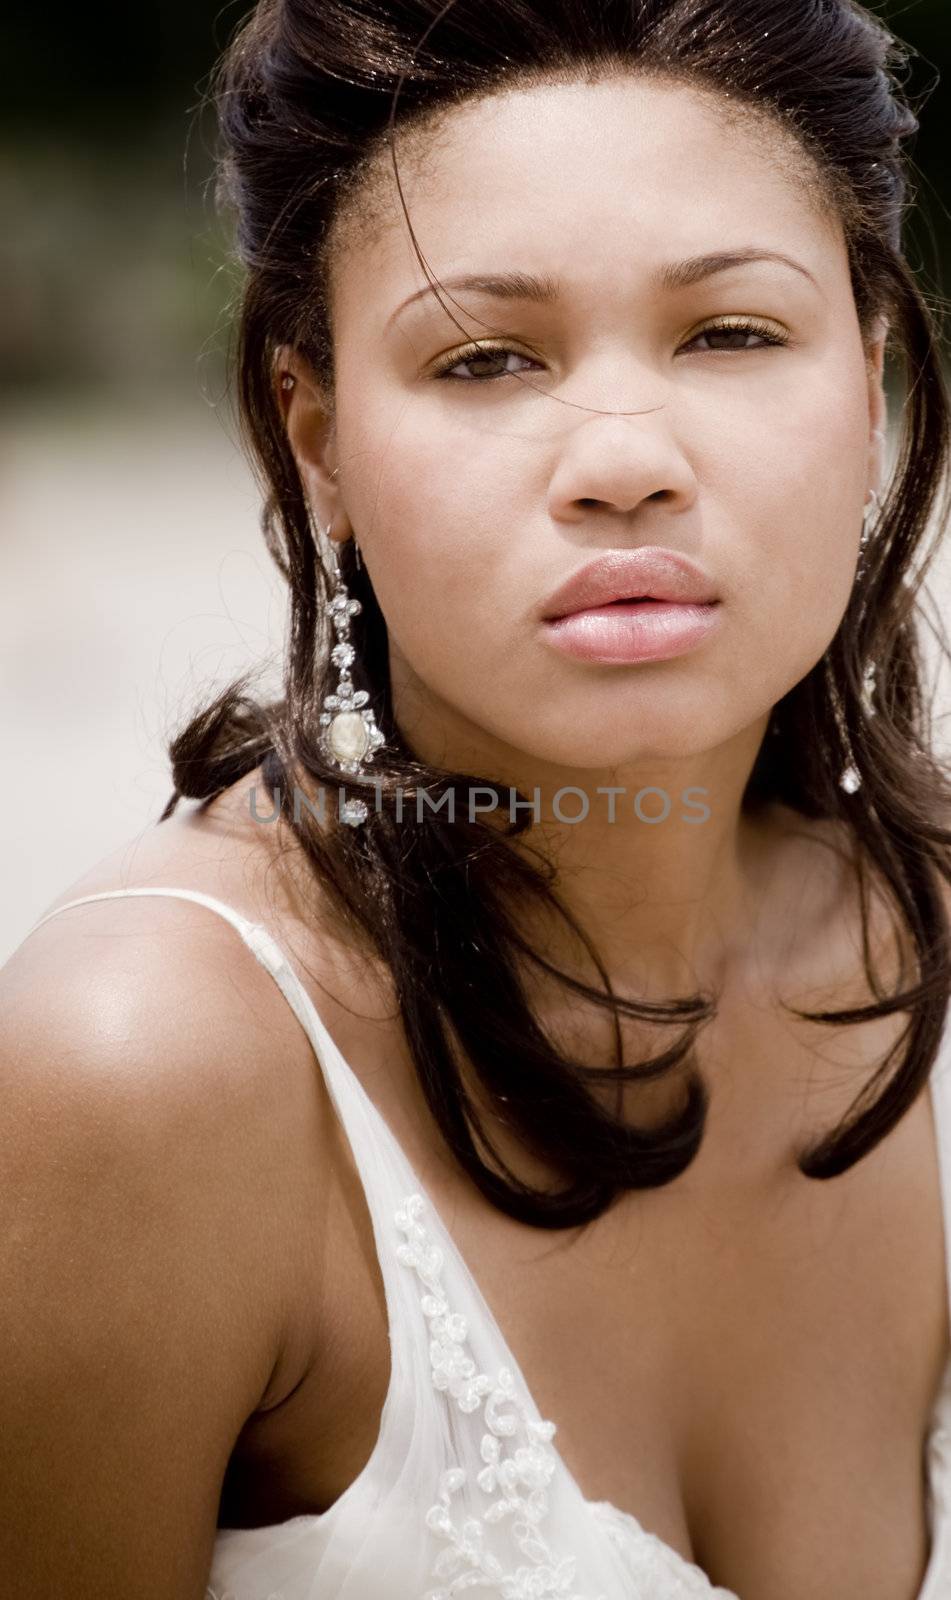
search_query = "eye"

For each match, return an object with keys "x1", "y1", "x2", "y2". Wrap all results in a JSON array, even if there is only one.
[
  {"x1": 430, "y1": 344, "x2": 540, "y2": 382},
  {"x1": 684, "y1": 317, "x2": 790, "y2": 353}
]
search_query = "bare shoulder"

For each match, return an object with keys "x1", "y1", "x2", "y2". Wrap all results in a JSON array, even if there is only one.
[
  {"x1": 0, "y1": 767, "x2": 377, "y2": 1408},
  {"x1": 4, "y1": 764, "x2": 400, "y2": 1280},
  {"x1": 0, "y1": 774, "x2": 336, "y2": 1592}
]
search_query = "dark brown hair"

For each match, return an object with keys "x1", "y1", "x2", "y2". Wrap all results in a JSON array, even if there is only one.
[{"x1": 162, "y1": 0, "x2": 951, "y2": 1226}]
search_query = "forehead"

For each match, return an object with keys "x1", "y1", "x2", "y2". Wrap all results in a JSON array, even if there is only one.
[{"x1": 327, "y1": 73, "x2": 842, "y2": 330}]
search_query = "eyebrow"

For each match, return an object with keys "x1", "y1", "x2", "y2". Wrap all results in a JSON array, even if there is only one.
[{"x1": 387, "y1": 249, "x2": 819, "y2": 326}]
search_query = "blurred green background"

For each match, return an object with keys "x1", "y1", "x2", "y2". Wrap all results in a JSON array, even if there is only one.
[
  {"x1": 0, "y1": 1, "x2": 949, "y2": 964},
  {"x1": 1, "y1": 4, "x2": 244, "y2": 401}
]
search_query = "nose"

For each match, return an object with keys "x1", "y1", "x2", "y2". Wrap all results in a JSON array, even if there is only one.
[{"x1": 547, "y1": 412, "x2": 698, "y2": 527}]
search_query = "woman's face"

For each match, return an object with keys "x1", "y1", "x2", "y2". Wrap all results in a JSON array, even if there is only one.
[{"x1": 291, "y1": 74, "x2": 886, "y2": 779}]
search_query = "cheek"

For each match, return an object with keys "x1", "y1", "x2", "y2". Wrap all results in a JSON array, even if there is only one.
[
  {"x1": 720, "y1": 363, "x2": 868, "y2": 641},
  {"x1": 354, "y1": 490, "x2": 513, "y2": 681},
  {"x1": 337, "y1": 411, "x2": 514, "y2": 659}
]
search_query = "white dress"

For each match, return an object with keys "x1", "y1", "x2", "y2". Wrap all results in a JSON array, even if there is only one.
[{"x1": 30, "y1": 887, "x2": 951, "y2": 1599}]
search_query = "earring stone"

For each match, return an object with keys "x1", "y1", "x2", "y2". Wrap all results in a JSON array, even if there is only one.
[{"x1": 839, "y1": 661, "x2": 878, "y2": 793}]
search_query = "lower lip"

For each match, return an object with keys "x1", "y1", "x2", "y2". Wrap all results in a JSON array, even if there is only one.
[{"x1": 543, "y1": 600, "x2": 723, "y2": 663}]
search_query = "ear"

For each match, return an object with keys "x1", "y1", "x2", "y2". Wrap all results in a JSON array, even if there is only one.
[
  {"x1": 865, "y1": 316, "x2": 889, "y2": 497},
  {"x1": 273, "y1": 344, "x2": 350, "y2": 542}
]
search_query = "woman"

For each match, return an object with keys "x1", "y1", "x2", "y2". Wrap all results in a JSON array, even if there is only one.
[{"x1": 4, "y1": 0, "x2": 951, "y2": 1595}]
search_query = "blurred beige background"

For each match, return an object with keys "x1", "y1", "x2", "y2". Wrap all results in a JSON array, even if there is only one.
[{"x1": 0, "y1": 392, "x2": 284, "y2": 963}]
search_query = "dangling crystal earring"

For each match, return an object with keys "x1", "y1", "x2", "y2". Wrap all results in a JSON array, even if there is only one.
[
  {"x1": 838, "y1": 489, "x2": 881, "y2": 794},
  {"x1": 317, "y1": 531, "x2": 385, "y2": 826}
]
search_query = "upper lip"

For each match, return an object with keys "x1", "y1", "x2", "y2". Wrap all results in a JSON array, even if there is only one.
[{"x1": 541, "y1": 547, "x2": 720, "y2": 620}]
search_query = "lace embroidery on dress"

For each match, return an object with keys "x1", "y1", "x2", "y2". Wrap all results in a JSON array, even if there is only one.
[
  {"x1": 585, "y1": 1503, "x2": 737, "y2": 1598},
  {"x1": 395, "y1": 1192, "x2": 609, "y2": 1600}
]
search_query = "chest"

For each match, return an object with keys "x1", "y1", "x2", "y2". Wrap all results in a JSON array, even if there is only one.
[{"x1": 219, "y1": 1032, "x2": 951, "y2": 1600}]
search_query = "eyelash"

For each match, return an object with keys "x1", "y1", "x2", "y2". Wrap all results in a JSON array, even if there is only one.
[{"x1": 430, "y1": 317, "x2": 790, "y2": 381}]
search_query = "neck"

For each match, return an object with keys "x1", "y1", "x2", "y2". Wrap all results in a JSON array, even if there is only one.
[{"x1": 393, "y1": 672, "x2": 779, "y2": 997}]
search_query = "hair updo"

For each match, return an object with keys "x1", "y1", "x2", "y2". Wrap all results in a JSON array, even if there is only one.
[{"x1": 163, "y1": 0, "x2": 951, "y2": 1227}]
